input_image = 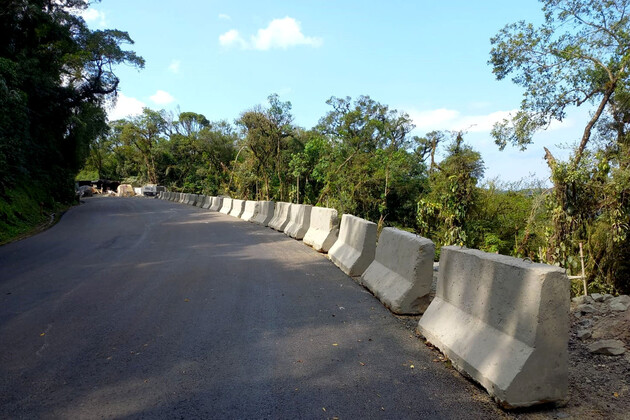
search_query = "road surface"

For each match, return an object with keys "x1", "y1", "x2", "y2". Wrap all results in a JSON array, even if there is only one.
[{"x1": 0, "y1": 197, "x2": 504, "y2": 418}]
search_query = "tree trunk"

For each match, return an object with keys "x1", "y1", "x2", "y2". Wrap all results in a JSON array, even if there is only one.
[{"x1": 574, "y1": 82, "x2": 616, "y2": 167}]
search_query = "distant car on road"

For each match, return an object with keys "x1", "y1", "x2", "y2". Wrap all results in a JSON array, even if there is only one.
[{"x1": 142, "y1": 184, "x2": 164, "y2": 196}]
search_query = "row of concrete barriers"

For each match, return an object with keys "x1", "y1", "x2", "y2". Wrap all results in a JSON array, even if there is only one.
[{"x1": 157, "y1": 191, "x2": 569, "y2": 409}]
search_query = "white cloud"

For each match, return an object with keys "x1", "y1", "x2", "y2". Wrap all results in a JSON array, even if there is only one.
[
  {"x1": 409, "y1": 108, "x2": 461, "y2": 132},
  {"x1": 219, "y1": 29, "x2": 247, "y2": 48},
  {"x1": 409, "y1": 106, "x2": 580, "y2": 145},
  {"x1": 80, "y1": 8, "x2": 107, "y2": 27},
  {"x1": 218, "y1": 17, "x2": 322, "y2": 51},
  {"x1": 251, "y1": 17, "x2": 322, "y2": 50},
  {"x1": 218, "y1": 13, "x2": 231, "y2": 21},
  {"x1": 409, "y1": 108, "x2": 521, "y2": 134},
  {"x1": 107, "y1": 93, "x2": 145, "y2": 121},
  {"x1": 150, "y1": 90, "x2": 175, "y2": 105},
  {"x1": 168, "y1": 60, "x2": 181, "y2": 74}
]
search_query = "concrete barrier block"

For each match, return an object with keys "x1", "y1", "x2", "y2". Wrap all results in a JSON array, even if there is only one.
[
  {"x1": 229, "y1": 199, "x2": 245, "y2": 218},
  {"x1": 303, "y1": 207, "x2": 339, "y2": 253},
  {"x1": 241, "y1": 200, "x2": 258, "y2": 222},
  {"x1": 188, "y1": 194, "x2": 199, "y2": 206},
  {"x1": 361, "y1": 228, "x2": 434, "y2": 315},
  {"x1": 195, "y1": 195, "x2": 206, "y2": 207},
  {"x1": 180, "y1": 193, "x2": 187, "y2": 204},
  {"x1": 268, "y1": 202, "x2": 292, "y2": 231},
  {"x1": 219, "y1": 197, "x2": 233, "y2": 214},
  {"x1": 417, "y1": 246, "x2": 569, "y2": 408},
  {"x1": 201, "y1": 195, "x2": 213, "y2": 209},
  {"x1": 210, "y1": 197, "x2": 223, "y2": 212},
  {"x1": 252, "y1": 201, "x2": 275, "y2": 226},
  {"x1": 328, "y1": 214, "x2": 376, "y2": 276},
  {"x1": 284, "y1": 204, "x2": 312, "y2": 240}
]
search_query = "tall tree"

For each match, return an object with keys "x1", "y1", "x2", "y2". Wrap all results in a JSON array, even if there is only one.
[
  {"x1": 489, "y1": 0, "x2": 630, "y2": 166},
  {"x1": 116, "y1": 109, "x2": 167, "y2": 185},
  {"x1": 316, "y1": 95, "x2": 420, "y2": 227},
  {"x1": 489, "y1": 0, "x2": 630, "y2": 292},
  {"x1": 235, "y1": 94, "x2": 296, "y2": 200},
  {"x1": 0, "y1": 0, "x2": 143, "y2": 199},
  {"x1": 417, "y1": 132, "x2": 484, "y2": 248}
]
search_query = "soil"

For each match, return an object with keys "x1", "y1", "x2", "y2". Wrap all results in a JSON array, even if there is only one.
[{"x1": 391, "y1": 267, "x2": 630, "y2": 419}]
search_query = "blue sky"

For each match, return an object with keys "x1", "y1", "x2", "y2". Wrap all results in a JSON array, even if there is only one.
[{"x1": 81, "y1": 0, "x2": 586, "y2": 184}]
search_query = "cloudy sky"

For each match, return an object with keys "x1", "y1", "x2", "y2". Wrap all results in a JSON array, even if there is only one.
[{"x1": 81, "y1": 0, "x2": 586, "y2": 183}]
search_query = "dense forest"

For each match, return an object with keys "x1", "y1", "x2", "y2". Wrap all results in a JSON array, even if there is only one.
[
  {"x1": 2, "y1": 0, "x2": 630, "y2": 294},
  {"x1": 0, "y1": 0, "x2": 143, "y2": 240}
]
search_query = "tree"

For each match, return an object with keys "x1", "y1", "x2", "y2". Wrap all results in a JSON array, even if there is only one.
[
  {"x1": 0, "y1": 0, "x2": 143, "y2": 200},
  {"x1": 489, "y1": 0, "x2": 630, "y2": 166},
  {"x1": 417, "y1": 132, "x2": 484, "y2": 248},
  {"x1": 235, "y1": 94, "x2": 296, "y2": 200},
  {"x1": 489, "y1": 0, "x2": 630, "y2": 293},
  {"x1": 116, "y1": 109, "x2": 168, "y2": 184},
  {"x1": 316, "y1": 95, "x2": 420, "y2": 227}
]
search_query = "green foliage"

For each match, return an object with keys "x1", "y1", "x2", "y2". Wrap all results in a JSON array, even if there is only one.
[
  {"x1": 0, "y1": 0, "x2": 142, "y2": 241},
  {"x1": 489, "y1": 0, "x2": 630, "y2": 294},
  {"x1": 315, "y1": 95, "x2": 424, "y2": 228},
  {"x1": 489, "y1": 0, "x2": 630, "y2": 160},
  {"x1": 234, "y1": 94, "x2": 296, "y2": 200},
  {"x1": 0, "y1": 184, "x2": 66, "y2": 244},
  {"x1": 417, "y1": 132, "x2": 484, "y2": 249}
]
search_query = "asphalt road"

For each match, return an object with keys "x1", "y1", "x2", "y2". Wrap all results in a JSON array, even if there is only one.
[{"x1": 0, "y1": 197, "x2": 504, "y2": 419}]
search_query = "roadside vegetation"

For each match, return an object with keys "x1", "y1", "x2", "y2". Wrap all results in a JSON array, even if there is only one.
[
  {"x1": 2, "y1": 0, "x2": 629, "y2": 295},
  {"x1": 0, "y1": 0, "x2": 143, "y2": 242}
]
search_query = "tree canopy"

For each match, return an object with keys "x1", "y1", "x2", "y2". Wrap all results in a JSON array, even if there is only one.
[
  {"x1": 0, "y1": 0, "x2": 144, "y2": 200},
  {"x1": 489, "y1": 0, "x2": 630, "y2": 166}
]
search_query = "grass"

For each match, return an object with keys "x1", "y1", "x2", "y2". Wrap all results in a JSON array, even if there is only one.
[{"x1": 0, "y1": 184, "x2": 74, "y2": 245}]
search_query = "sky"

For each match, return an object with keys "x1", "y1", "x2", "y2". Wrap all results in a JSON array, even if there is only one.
[{"x1": 80, "y1": 0, "x2": 588, "y2": 184}]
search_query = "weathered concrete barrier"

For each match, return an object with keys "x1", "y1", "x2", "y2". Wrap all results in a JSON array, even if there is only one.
[
  {"x1": 201, "y1": 195, "x2": 213, "y2": 209},
  {"x1": 194, "y1": 195, "x2": 206, "y2": 207},
  {"x1": 328, "y1": 214, "x2": 376, "y2": 276},
  {"x1": 209, "y1": 197, "x2": 223, "y2": 212},
  {"x1": 303, "y1": 207, "x2": 339, "y2": 253},
  {"x1": 252, "y1": 201, "x2": 275, "y2": 226},
  {"x1": 268, "y1": 202, "x2": 291, "y2": 231},
  {"x1": 229, "y1": 199, "x2": 245, "y2": 218},
  {"x1": 188, "y1": 194, "x2": 198, "y2": 206},
  {"x1": 361, "y1": 228, "x2": 434, "y2": 314},
  {"x1": 179, "y1": 193, "x2": 187, "y2": 204},
  {"x1": 219, "y1": 197, "x2": 233, "y2": 214},
  {"x1": 284, "y1": 204, "x2": 312, "y2": 240},
  {"x1": 240, "y1": 200, "x2": 258, "y2": 222},
  {"x1": 417, "y1": 246, "x2": 569, "y2": 408}
]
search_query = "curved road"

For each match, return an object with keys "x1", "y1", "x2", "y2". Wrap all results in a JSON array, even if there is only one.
[{"x1": 0, "y1": 197, "x2": 503, "y2": 419}]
